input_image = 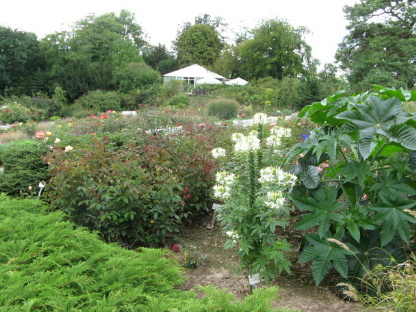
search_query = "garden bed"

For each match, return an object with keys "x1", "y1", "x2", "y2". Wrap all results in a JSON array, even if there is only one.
[{"x1": 172, "y1": 211, "x2": 364, "y2": 312}]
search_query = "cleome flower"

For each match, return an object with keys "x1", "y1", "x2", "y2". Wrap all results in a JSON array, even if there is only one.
[
  {"x1": 211, "y1": 147, "x2": 226, "y2": 158},
  {"x1": 264, "y1": 191, "x2": 286, "y2": 210},
  {"x1": 232, "y1": 131, "x2": 260, "y2": 152},
  {"x1": 213, "y1": 171, "x2": 236, "y2": 199},
  {"x1": 259, "y1": 166, "x2": 297, "y2": 188},
  {"x1": 253, "y1": 113, "x2": 268, "y2": 124}
]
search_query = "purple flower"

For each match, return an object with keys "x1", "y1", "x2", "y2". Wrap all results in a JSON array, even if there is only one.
[{"x1": 301, "y1": 134, "x2": 309, "y2": 140}]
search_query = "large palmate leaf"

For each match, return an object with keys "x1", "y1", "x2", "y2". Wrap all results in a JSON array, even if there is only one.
[
  {"x1": 337, "y1": 161, "x2": 372, "y2": 187},
  {"x1": 299, "y1": 231, "x2": 357, "y2": 285},
  {"x1": 369, "y1": 171, "x2": 416, "y2": 199},
  {"x1": 388, "y1": 124, "x2": 416, "y2": 150},
  {"x1": 372, "y1": 85, "x2": 416, "y2": 101},
  {"x1": 343, "y1": 229, "x2": 407, "y2": 294},
  {"x1": 292, "y1": 186, "x2": 345, "y2": 237},
  {"x1": 336, "y1": 96, "x2": 413, "y2": 160},
  {"x1": 298, "y1": 90, "x2": 348, "y2": 126},
  {"x1": 370, "y1": 195, "x2": 416, "y2": 246}
]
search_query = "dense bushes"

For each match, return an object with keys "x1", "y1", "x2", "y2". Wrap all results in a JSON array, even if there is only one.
[
  {"x1": 43, "y1": 125, "x2": 222, "y2": 248},
  {"x1": 0, "y1": 102, "x2": 46, "y2": 124},
  {"x1": 165, "y1": 93, "x2": 190, "y2": 108},
  {"x1": 0, "y1": 142, "x2": 50, "y2": 196},
  {"x1": 207, "y1": 98, "x2": 239, "y2": 119},
  {"x1": 73, "y1": 90, "x2": 124, "y2": 113}
]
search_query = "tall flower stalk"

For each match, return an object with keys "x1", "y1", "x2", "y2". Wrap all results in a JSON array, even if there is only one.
[{"x1": 212, "y1": 113, "x2": 296, "y2": 286}]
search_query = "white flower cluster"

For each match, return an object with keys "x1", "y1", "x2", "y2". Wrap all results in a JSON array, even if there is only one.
[
  {"x1": 264, "y1": 191, "x2": 286, "y2": 210},
  {"x1": 211, "y1": 147, "x2": 226, "y2": 158},
  {"x1": 266, "y1": 127, "x2": 292, "y2": 151},
  {"x1": 213, "y1": 171, "x2": 236, "y2": 199},
  {"x1": 259, "y1": 166, "x2": 297, "y2": 188},
  {"x1": 253, "y1": 113, "x2": 268, "y2": 124},
  {"x1": 226, "y1": 230, "x2": 239, "y2": 243},
  {"x1": 231, "y1": 131, "x2": 260, "y2": 152}
]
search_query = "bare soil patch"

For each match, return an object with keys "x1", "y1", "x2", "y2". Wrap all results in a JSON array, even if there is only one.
[{"x1": 171, "y1": 211, "x2": 366, "y2": 312}]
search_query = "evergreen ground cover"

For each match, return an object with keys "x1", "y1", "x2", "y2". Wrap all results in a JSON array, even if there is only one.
[{"x1": 0, "y1": 194, "x2": 296, "y2": 311}]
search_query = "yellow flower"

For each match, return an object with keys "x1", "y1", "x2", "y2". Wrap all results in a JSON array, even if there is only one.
[{"x1": 46, "y1": 131, "x2": 52, "y2": 136}]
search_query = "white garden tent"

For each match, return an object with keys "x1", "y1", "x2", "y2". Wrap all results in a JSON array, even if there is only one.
[
  {"x1": 195, "y1": 76, "x2": 223, "y2": 85},
  {"x1": 163, "y1": 64, "x2": 225, "y2": 86},
  {"x1": 225, "y1": 77, "x2": 248, "y2": 86}
]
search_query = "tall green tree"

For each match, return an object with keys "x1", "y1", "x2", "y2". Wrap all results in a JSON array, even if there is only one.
[
  {"x1": 0, "y1": 27, "x2": 46, "y2": 96},
  {"x1": 174, "y1": 23, "x2": 224, "y2": 67},
  {"x1": 40, "y1": 10, "x2": 146, "y2": 100},
  {"x1": 142, "y1": 44, "x2": 178, "y2": 74},
  {"x1": 336, "y1": 0, "x2": 416, "y2": 91},
  {"x1": 235, "y1": 19, "x2": 312, "y2": 80}
]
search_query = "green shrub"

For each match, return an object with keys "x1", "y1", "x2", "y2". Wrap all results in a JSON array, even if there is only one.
[
  {"x1": 0, "y1": 142, "x2": 50, "y2": 196},
  {"x1": 0, "y1": 102, "x2": 46, "y2": 124},
  {"x1": 165, "y1": 93, "x2": 190, "y2": 108},
  {"x1": 73, "y1": 90, "x2": 123, "y2": 113},
  {"x1": 207, "y1": 98, "x2": 239, "y2": 120},
  {"x1": 44, "y1": 123, "x2": 223, "y2": 248},
  {"x1": 112, "y1": 62, "x2": 161, "y2": 93},
  {"x1": 0, "y1": 140, "x2": 37, "y2": 165}
]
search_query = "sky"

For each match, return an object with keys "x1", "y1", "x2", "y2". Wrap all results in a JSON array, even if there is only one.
[{"x1": 1, "y1": 0, "x2": 358, "y2": 68}]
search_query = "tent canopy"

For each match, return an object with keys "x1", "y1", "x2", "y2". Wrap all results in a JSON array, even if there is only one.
[
  {"x1": 225, "y1": 77, "x2": 248, "y2": 86},
  {"x1": 163, "y1": 64, "x2": 225, "y2": 85},
  {"x1": 195, "y1": 76, "x2": 222, "y2": 85}
]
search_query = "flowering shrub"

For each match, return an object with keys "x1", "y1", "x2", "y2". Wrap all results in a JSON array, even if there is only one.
[
  {"x1": 43, "y1": 137, "x2": 183, "y2": 248},
  {"x1": 212, "y1": 113, "x2": 296, "y2": 283},
  {"x1": 44, "y1": 123, "x2": 222, "y2": 247},
  {"x1": 0, "y1": 103, "x2": 46, "y2": 124}
]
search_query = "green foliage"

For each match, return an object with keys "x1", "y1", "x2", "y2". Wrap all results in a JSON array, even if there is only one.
[
  {"x1": 73, "y1": 90, "x2": 123, "y2": 113},
  {"x1": 296, "y1": 77, "x2": 325, "y2": 110},
  {"x1": 142, "y1": 43, "x2": 178, "y2": 74},
  {"x1": 175, "y1": 23, "x2": 223, "y2": 67},
  {"x1": 44, "y1": 126, "x2": 219, "y2": 248},
  {"x1": 39, "y1": 10, "x2": 146, "y2": 101},
  {"x1": 0, "y1": 26, "x2": 46, "y2": 96},
  {"x1": 112, "y1": 62, "x2": 161, "y2": 93},
  {"x1": 336, "y1": 0, "x2": 416, "y2": 91},
  {"x1": 207, "y1": 98, "x2": 239, "y2": 120},
  {"x1": 0, "y1": 142, "x2": 50, "y2": 196},
  {"x1": 165, "y1": 93, "x2": 190, "y2": 108},
  {"x1": 0, "y1": 194, "x2": 183, "y2": 310},
  {"x1": 285, "y1": 87, "x2": 416, "y2": 287},
  {"x1": 235, "y1": 19, "x2": 311, "y2": 80},
  {"x1": 0, "y1": 101, "x2": 46, "y2": 124},
  {"x1": 0, "y1": 194, "x2": 297, "y2": 311},
  {"x1": 344, "y1": 253, "x2": 416, "y2": 311},
  {"x1": 0, "y1": 140, "x2": 36, "y2": 165}
]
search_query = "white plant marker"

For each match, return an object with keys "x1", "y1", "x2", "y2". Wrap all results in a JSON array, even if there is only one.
[{"x1": 37, "y1": 182, "x2": 45, "y2": 199}]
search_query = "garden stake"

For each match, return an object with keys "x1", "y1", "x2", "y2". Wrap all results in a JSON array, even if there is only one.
[{"x1": 37, "y1": 182, "x2": 45, "y2": 199}]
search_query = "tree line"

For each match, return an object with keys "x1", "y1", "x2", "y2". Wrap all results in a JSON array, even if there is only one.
[{"x1": 1, "y1": 0, "x2": 415, "y2": 103}]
